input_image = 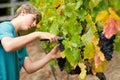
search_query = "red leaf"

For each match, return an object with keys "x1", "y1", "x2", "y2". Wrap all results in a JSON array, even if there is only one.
[
  {"x1": 115, "y1": 19, "x2": 120, "y2": 31},
  {"x1": 94, "y1": 53, "x2": 101, "y2": 68},
  {"x1": 103, "y1": 17, "x2": 120, "y2": 39}
]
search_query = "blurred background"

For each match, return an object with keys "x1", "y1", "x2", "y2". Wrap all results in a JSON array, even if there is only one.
[{"x1": 0, "y1": 0, "x2": 29, "y2": 22}]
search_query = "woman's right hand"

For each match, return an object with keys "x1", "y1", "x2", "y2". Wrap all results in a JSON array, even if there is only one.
[
  {"x1": 36, "y1": 32, "x2": 58, "y2": 43},
  {"x1": 48, "y1": 44, "x2": 62, "y2": 59}
]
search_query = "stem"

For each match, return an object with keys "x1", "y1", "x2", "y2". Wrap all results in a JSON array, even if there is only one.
[
  {"x1": 50, "y1": 65, "x2": 57, "y2": 80},
  {"x1": 67, "y1": 73, "x2": 69, "y2": 80}
]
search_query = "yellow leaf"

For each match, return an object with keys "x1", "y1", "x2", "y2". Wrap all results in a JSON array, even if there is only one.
[
  {"x1": 78, "y1": 63, "x2": 86, "y2": 80},
  {"x1": 94, "y1": 46, "x2": 105, "y2": 68},
  {"x1": 94, "y1": 53, "x2": 101, "y2": 68},
  {"x1": 92, "y1": 35, "x2": 99, "y2": 45},
  {"x1": 93, "y1": 60, "x2": 108, "y2": 72},
  {"x1": 96, "y1": 11, "x2": 109, "y2": 21},
  {"x1": 95, "y1": 46, "x2": 105, "y2": 61},
  {"x1": 84, "y1": 42, "x2": 95, "y2": 60},
  {"x1": 96, "y1": 11, "x2": 109, "y2": 27},
  {"x1": 109, "y1": 7, "x2": 120, "y2": 21},
  {"x1": 60, "y1": 51, "x2": 66, "y2": 58},
  {"x1": 40, "y1": 2, "x2": 46, "y2": 9}
]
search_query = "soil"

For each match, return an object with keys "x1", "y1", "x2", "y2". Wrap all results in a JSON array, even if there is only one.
[{"x1": 20, "y1": 41, "x2": 120, "y2": 80}]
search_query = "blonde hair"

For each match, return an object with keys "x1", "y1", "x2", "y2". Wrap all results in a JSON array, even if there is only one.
[{"x1": 13, "y1": 4, "x2": 42, "y2": 24}]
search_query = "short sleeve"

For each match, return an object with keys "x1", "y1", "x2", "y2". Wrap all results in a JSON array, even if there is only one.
[{"x1": 0, "y1": 22, "x2": 16, "y2": 40}]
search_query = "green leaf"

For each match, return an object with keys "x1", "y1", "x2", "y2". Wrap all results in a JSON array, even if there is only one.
[
  {"x1": 109, "y1": 0, "x2": 120, "y2": 11},
  {"x1": 50, "y1": 21, "x2": 59, "y2": 35},
  {"x1": 114, "y1": 37, "x2": 120, "y2": 52},
  {"x1": 75, "y1": 0, "x2": 83, "y2": 10},
  {"x1": 83, "y1": 0, "x2": 90, "y2": 9},
  {"x1": 84, "y1": 42, "x2": 95, "y2": 59},
  {"x1": 64, "y1": 2, "x2": 76, "y2": 17},
  {"x1": 71, "y1": 34, "x2": 81, "y2": 47},
  {"x1": 89, "y1": 0, "x2": 102, "y2": 12},
  {"x1": 62, "y1": 48, "x2": 75, "y2": 66},
  {"x1": 62, "y1": 40, "x2": 82, "y2": 67},
  {"x1": 81, "y1": 28, "x2": 93, "y2": 44},
  {"x1": 77, "y1": 8, "x2": 88, "y2": 21}
]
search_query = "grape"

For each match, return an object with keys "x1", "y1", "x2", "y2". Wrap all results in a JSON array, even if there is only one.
[
  {"x1": 59, "y1": 43, "x2": 64, "y2": 51},
  {"x1": 99, "y1": 33, "x2": 116, "y2": 61},
  {"x1": 57, "y1": 58, "x2": 66, "y2": 71},
  {"x1": 57, "y1": 37, "x2": 66, "y2": 71},
  {"x1": 69, "y1": 66, "x2": 81, "y2": 74},
  {"x1": 96, "y1": 72, "x2": 106, "y2": 80},
  {"x1": 58, "y1": 37, "x2": 65, "y2": 51},
  {"x1": 69, "y1": 59, "x2": 92, "y2": 74}
]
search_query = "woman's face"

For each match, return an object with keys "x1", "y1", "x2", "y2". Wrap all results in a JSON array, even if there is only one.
[{"x1": 21, "y1": 14, "x2": 37, "y2": 31}]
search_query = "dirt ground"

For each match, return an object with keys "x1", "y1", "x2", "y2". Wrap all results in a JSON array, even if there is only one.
[{"x1": 20, "y1": 41, "x2": 120, "y2": 80}]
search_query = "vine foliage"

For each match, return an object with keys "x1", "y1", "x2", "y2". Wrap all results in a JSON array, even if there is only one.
[{"x1": 30, "y1": 0, "x2": 120, "y2": 79}]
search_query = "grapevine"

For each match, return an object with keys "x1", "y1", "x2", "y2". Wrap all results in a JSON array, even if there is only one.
[{"x1": 30, "y1": 0, "x2": 120, "y2": 80}]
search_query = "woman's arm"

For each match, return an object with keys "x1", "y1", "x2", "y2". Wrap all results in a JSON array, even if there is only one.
[
  {"x1": 23, "y1": 44, "x2": 61, "y2": 74},
  {"x1": 1, "y1": 32, "x2": 57, "y2": 52}
]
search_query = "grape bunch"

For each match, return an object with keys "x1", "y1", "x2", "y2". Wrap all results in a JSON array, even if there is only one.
[
  {"x1": 57, "y1": 58, "x2": 66, "y2": 71},
  {"x1": 57, "y1": 37, "x2": 66, "y2": 71},
  {"x1": 58, "y1": 37, "x2": 65, "y2": 51},
  {"x1": 99, "y1": 33, "x2": 116, "y2": 61}
]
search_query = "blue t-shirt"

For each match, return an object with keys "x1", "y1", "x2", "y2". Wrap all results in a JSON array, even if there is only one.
[{"x1": 0, "y1": 22, "x2": 28, "y2": 80}]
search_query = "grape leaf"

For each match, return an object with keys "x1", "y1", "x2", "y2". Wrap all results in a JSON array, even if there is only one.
[
  {"x1": 50, "y1": 21, "x2": 59, "y2": 35},
  {"x1": 96, "y1": 11, "x2": 109, "y2": 27},
  {"x1": 96, "y1": 47, "x2": 105, "y2": 61},
  {"x1": 114, "y1": 37, "x2": 120, "y2": 52},
  {"x1": 109, "y1": 7, "x2": 120, "y2": 21},
  {"x1": 75, "y1": 0, "x2": 83, "y2": 10},
  {"x1": 109, "y1": 0, "x2": 120, "y2": 11},
  {"x1": 103, "y1": 17, "x2": 119, "y2": 39},
  {"x1": 89, "y1": 0, "x2": 102, "y2": 12},
  {"x1": 81, "y1": 28, "x2": 95, "y2": 44},
  {"x1": 62, "y1": 48, "x2": 78, "y2": 68},
  {"x1": 94, "y1": 53, "x2": 101, "y2": 68},
  {"x1": 84, "y1": 42, "x2": 95, "y2": 59},
  {"x1": 93, "y1": 60, "x2": 108, "y2": 73},
  {"x1": 78, "y1": 63, "x2": 86, "y2": 80},
  {"x1": 94, "y1": 45, "x2": 105, "y2": 68},
  {"x1": 96, "y1": 7, "x2": 120, "y2": 39}
]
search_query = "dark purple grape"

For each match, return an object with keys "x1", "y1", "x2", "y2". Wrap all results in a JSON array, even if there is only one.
[
  {"x1": 96, "y1": 72, "x2": 106, "y2": 80},
  {"x1": 58, "y1": 37, "x2": 65, "y2": 51},
  {"x1": 59, "y1": 43, "x2": 64, "y2": 51},
  {"x1": 99, "y1": 33, "x2": 115, "y2": 61},
  {"x1": 57, "y1": 37, "x2": 65, "y2": 71},
  {"x1": 69, "y1": 66, "x2": 81, "y2": 74},
  {"x1": 57, "y1": 58, "x2": 66, "y2": 71}
]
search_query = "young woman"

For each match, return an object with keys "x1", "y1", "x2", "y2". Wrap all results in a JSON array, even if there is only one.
[{"x1": 0, "y1": 4, "x2": 61, "y2": 80}]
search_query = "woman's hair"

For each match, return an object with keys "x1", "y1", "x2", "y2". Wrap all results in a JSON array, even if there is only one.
[{"x1": 13, "y1": 4, "x2": 42, "y2": 24}]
